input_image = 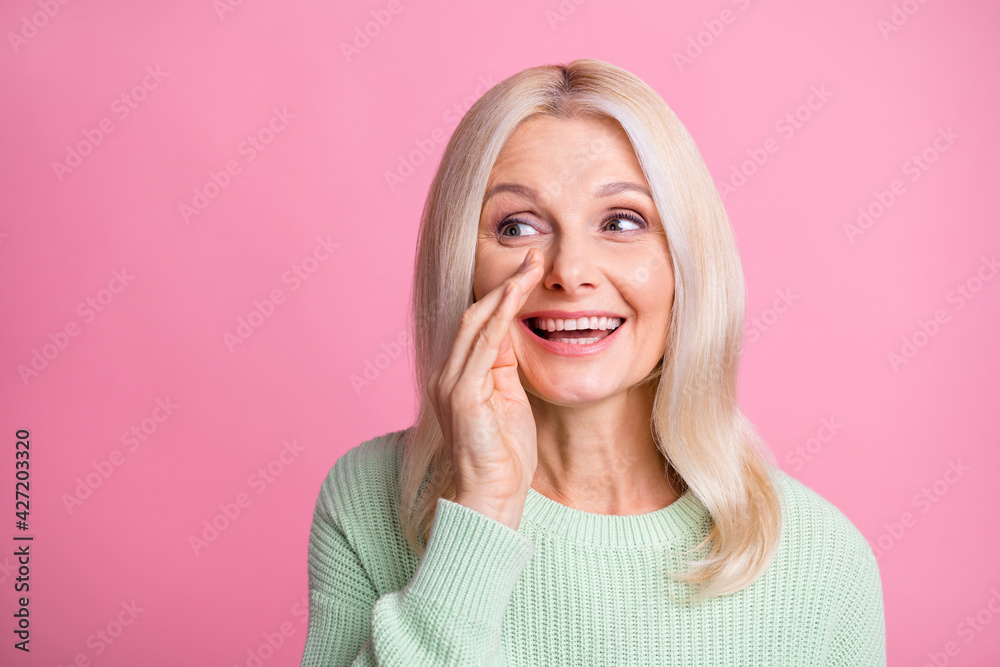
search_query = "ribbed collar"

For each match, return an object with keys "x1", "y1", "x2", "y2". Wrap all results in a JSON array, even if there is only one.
[{"x1": 520, "y1": 486, "x2": 710, "y2": 547}]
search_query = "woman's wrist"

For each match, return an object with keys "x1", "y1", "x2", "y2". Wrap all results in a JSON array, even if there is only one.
[{"x1": 453, "y1": 491, "x2": 528, "y2": 531}]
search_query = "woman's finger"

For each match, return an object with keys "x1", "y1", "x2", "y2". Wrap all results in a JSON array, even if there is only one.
[
  {"x1": 437, "y1": 249, "x2": 540, "y2": 390},
  {"x1": 457, "y1": 268, "x2": 540, "y2": 388}
]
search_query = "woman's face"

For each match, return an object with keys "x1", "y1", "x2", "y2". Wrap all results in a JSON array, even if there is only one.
[{"x1": 474, "y1": 115, "x2": 675, "y2": 406}]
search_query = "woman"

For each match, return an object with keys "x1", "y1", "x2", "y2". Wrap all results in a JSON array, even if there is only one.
[{"x1": 302, "y1": 59, "x2": 886, "y2": 666}]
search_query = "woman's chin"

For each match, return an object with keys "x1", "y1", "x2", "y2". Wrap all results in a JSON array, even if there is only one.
[{"x1": 519, "y1": 373, "x2": 623, "y2": 407}]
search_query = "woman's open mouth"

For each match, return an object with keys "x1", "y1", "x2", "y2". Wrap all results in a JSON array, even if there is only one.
[{"x1": 519, "y1": 315, "x2": 625, "y2": 355}]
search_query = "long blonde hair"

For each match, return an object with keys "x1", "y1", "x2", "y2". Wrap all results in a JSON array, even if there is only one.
[{"x1": 400, "y1": 59, "x2": 782, "y2": 602}]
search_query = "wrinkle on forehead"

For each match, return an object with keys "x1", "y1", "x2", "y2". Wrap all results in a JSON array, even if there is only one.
[{"x1": 486, "y1": 116, "x2": 649, "y2": 206}]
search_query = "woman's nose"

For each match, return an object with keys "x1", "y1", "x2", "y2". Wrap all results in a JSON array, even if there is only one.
[{"x1": 540, "y1": 226, "x2": 602, "y2": 296}]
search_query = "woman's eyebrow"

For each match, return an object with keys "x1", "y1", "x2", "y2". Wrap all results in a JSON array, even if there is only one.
[
  {"x1": 483, "y1": 181, "x2": 652, "y2": 203},
  {"x1": 483, "y1": 183, "x2": 537, "y2": 203},
  {"x1": 593, "y1": 182, "x2": 652, "y2": 200}
]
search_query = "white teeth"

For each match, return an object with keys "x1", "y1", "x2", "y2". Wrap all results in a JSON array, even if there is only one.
[
  {"x1": 552, "y1": 337, "x2": 601, "y2": 345},
  {"x1": 531, "y1": 317, "x2": 622, "y2": 332}
]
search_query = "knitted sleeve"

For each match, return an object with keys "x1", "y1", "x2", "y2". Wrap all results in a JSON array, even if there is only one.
[
  {"x1": 824, "y1": 534, "x2": 887, "y2": 666},
  {"x1": 301, "y1": 470, "x2": 537, "y2": 667}
]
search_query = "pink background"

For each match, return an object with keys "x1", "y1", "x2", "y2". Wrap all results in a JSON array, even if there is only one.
[{"x1": 1, "y1": 0, "x2": 998, "y2": 664}]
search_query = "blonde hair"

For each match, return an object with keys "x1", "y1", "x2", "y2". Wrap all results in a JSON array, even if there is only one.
[{"x1": 399, "y1": 59, "x2": 782, "y2": 602}]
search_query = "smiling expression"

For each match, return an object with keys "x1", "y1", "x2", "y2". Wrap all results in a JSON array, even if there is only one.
[{"x1": 474, "y1": 114, "x2": 675, "y2": 406}]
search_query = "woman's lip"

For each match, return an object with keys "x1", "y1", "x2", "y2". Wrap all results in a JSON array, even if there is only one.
[
  {"x1": 518, "y1": 318, "x2": 624, "y2": 357},
  {"x1": 520, "y1": 310, "x2": 626, "y2": 321}
]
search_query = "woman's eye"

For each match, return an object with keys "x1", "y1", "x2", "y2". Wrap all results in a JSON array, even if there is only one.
[
  {"x1": 605, "y1": 214, "x2": 644, "y2": 232},
  {"x1": 496, "y1": 212, "x2": 645, "y2": 238},
  {"x1": 498, "y1": 221, "x2": 538, "y2": 237}
]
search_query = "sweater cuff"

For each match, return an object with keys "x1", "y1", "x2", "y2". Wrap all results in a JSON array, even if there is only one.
[{"x1": 405, "y1": 497, "x2": 536, "y2": 627}]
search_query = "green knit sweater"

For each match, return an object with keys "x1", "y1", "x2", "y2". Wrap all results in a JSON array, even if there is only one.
[{"x1": 302, "y1": 429, "x2": 886, "y2": 666}]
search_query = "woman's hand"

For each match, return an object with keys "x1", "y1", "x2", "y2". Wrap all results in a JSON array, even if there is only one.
[{"x1": 428, "y1": 248, "x2": 543, "y2": 531}]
